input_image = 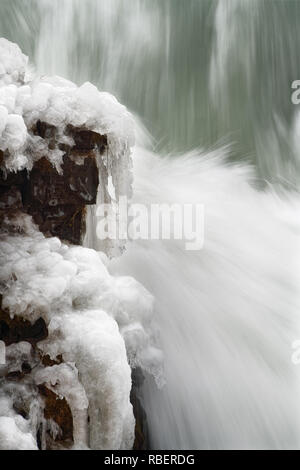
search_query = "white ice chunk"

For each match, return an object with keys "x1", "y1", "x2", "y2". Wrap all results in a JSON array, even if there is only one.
[
  {"x1": 0, "y1": 219, "x2": 161, "y2": 449},
  {"x1": 1, "y1": 114, "x2": 26, "y2": 152},
  {"x1": 0, "y1": 38, "x2": 28, "y2": 86}
]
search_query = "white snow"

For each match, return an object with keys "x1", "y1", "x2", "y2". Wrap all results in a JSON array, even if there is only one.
[
  {"x1": 33, "y1": 363, "x2": 89, "y2": 447},
  {"x1": 0, "y1": 215, "x2": 161, "y2": 449},
  {"x1": 37, "y1": 311, "x2": 135, "y2": 449},
  {"x1": 0, "y1": 218, "x2": 161, "y2": 374},
  {"x1": 0, "y1": 37, "x2": 134, "y2": 180}
]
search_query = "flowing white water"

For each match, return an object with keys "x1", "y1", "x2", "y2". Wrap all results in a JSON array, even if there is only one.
[
  {"x1": 1, "y1": 0, "x2": 300, "y2": 449},
  {"x1": 111, "y1": 142, "x2": 300, "y2": 449}
]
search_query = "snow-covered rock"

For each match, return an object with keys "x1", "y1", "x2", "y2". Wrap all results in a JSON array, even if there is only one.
[{"x1": 0, "y1": 39, "x2": 161, "y2": 450}]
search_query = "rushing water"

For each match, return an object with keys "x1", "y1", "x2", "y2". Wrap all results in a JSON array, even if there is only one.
[
  {"x1": 1, "y1": 0, "x2": 300, "y2": 449},
  {"x1": 111, "y1": 143, "x2": 300, "y2": 449}
]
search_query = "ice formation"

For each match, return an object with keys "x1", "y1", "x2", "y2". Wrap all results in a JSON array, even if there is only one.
[
  {"x1": 0, "y1": 216, "x2": 161, "y2": 448},
  {"x1": 0, "y1": 37, "x2": 134, "y2": 191},
  {"x1": 0, "y1": 39, "x2": 161, "y2": 449}
]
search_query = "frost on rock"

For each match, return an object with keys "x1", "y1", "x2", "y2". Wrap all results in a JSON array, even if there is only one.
[
  {"x1": 0, "y1": 416, "x2": 38, "y2": 450},
  {"x1": 0, "y1": 39, "x2": 161, "y2": 450},
  {"x1": 0, "y1": 38, "x2": 134, "y2": 252},
  {"x1": 0, "y1": 217, "x2": 161, "y2": 449},
  {"x1": 0, "y1": 39, "x2": 134, "y2": 175},
  {"x1": 0, "y1": 38, "x2": 28, "y2": 87}
]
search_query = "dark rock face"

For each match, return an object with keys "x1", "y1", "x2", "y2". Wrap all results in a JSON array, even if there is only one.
[
  {"x1": 0, "y1": 122, "x2": 107, "y2": 243},
  {"x1": 0, "y1": 123, "x2": 108, "y2": 449},
  {"x1": 23, "y1": 154, "x2": 98, "y2": 244}
]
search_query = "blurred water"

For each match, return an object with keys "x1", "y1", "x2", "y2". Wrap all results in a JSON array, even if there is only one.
[
  {"x1": 111, "y1": 144, "x2": 300, "y2": 449},
  {"x1": 1, "y1": 0, "x2": 300, "y2": 449}
]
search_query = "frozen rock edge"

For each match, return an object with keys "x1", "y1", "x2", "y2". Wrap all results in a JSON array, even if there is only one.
[{"x1": 0, "y1": 38, "x2": 161, "y2": 450}]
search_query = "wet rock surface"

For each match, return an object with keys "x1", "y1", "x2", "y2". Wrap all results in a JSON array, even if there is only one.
[
  {"x1": 0, "y1": 39, "x2": 142, "y2": 450},
  {"x1": 0, "y1": 311, "x2": 48, "y2": 347},
  {"x1": 0, "y1": 123, "x2": 106, "y2": 244}
]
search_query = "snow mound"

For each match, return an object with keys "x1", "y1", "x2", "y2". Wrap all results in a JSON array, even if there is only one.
[
  {"x1": 0, "y1": 217, "x2": 161, "y2": 448},
  {"x1": 0, "y1": 38, "x2": 161, "y2": 449}
]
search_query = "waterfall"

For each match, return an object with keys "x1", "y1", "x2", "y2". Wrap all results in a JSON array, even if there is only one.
[
  {"x1": 111, "y1": 141, "x2": 300, "y2": 449},
  {"x1": 1, "y1": 0, "x2": 300, "y2": 449}
]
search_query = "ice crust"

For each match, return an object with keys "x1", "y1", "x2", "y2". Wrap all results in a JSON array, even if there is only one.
[
  {"x1": 0, "y1": 39, "x2": 161, "y2": 449},
  {"x1": 0, "y1": 38, "x2": 134, "y2": 178},
  {"x1": 0, "y1": 214, "x2": 160, "y2": 449}
]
